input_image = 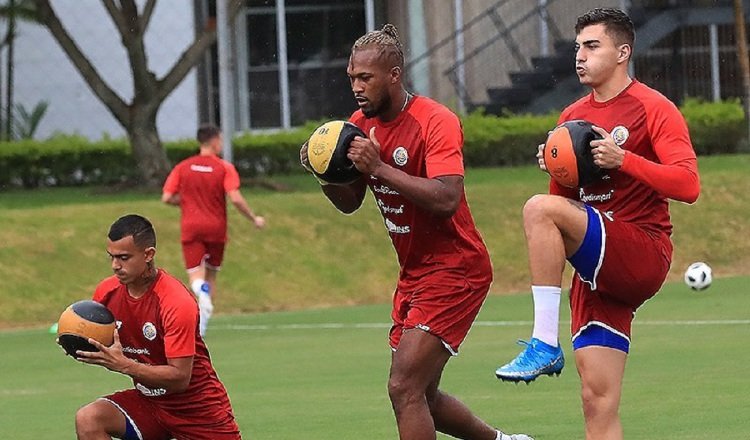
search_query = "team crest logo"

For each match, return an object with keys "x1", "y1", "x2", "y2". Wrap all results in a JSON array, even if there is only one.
[
  {"x1": 142, "y1": 322, "x2": 157, "y2": 341},
  {"x1": 611, "y1": 125, "x2": 629, "y2": 146},
  {"x1": 393, "y1": 146, "x2": 408, "y2": 166}
]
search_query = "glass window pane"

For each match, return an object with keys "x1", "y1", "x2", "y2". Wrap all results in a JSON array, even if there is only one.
[
  {"x1": 248, "y1": 70, "x2": 281, "y2": 128},
  {"x1": 243, "y1": 1, "x2": 366, "y2": 129}
]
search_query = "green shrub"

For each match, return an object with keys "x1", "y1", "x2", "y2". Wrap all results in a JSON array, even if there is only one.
[
  {"x1": 462, "y1": 111, "x2": 558, "y2": 167},
  {"x1": 0, "y1": 101, "x2": 745, "y2": 189},
  {"x1": 680, "y1": 98, "x2": 746, "y2": 155}
]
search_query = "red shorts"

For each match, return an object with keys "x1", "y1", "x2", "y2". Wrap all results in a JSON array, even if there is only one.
[
  {"x1": 389, "y1": 280, "x2": 490, "y2": 354},
  {"x1": 181, "y1": 240, "x2": 225, "y2": 272},
  {"x1": 569, "y1": 212, "x2": 671, "y2": 342},
  {"x1": 103, "y1": 389, "x2": 241, "y2": 440}
]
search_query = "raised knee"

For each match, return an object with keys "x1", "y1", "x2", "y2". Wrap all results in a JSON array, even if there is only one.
[{"x1": 523, "y1": 194, "x2": 557, "y2": 224}]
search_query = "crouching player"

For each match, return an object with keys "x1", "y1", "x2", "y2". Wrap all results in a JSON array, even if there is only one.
[{"x1": 73, "y1": 214, "x2": 241, "y2": 440}]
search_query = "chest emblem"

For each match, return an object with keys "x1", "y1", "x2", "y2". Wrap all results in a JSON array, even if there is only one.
[
  {"x1": 393, "y1": 146, "x2": 408, "y2": 167},
  {"x1": 611, "y1": 125, "x2": 629, "y2": 146},
  {"x1": 142, "y1": 322, "x2": 157, "y2": 341}
]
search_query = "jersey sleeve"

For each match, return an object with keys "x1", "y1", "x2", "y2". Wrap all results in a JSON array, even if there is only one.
[
  {"x1": 424, "y1": 109, "x2": 464, "y2": 178},
  {"x1": 619, "y1": 98, "x2": 700, "y2": 203},
  {"x1": 92, "y1": 277, "x2": 120, "y2": 303},
  {"x1": 222, "y1": 161, "x2": 241, "y2": 192},
  {"x1": 162, "y1": 164, "x2": 181, "y2": 193},
  {"x1": 158, "y1": 279, "x2": 198, "y2": 359}
]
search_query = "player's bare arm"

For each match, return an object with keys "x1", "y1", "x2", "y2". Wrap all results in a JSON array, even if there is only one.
[
  {"x1": 77, "y1": 328, "x2": 193, "y2": 393},
  {"x1": 320, "y1": 177, "x2": 367, "y2": 214},
  {"x1": 300, "y1": 141, "x2": 367, "y2": 214},
  {"x1": 161, "y1": 191, "x2": 180, "y2": 205},
  {"x1": 349, "y1": 127, "x2": 462, "y2": 217},
  {"x1": 227, "y1": 189, "x2": 266, "y2": 228}
]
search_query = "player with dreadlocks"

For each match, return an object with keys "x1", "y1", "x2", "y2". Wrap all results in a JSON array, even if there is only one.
[{"x1": 300, "y1": 24, "x2": 534, "y2": 440}]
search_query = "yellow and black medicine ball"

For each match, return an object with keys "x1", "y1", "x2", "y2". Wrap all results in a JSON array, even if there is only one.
[
  {"x1": 57, "y1": 300, "x2": 116, "y2": 358},
  {"x1": 543, "y1": 119, "x2": 605, "y2": 188},
  {"x1": 307, "y1": 120, "x2": 365, "y2": 184}
]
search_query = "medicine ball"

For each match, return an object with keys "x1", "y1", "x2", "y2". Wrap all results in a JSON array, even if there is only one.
[
  {"x1": 307, "y1": 120, "x2": 365, "y2": 184},
  {"x1": 543, "y1": 120, "x2": 605, "y2": 188},
  {"x1": 57, "y1": 300, "x2": 116, "y2": 357}
]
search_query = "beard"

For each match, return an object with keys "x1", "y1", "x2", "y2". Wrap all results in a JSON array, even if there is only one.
[{"x1": 361, "y1": 93, "x2": 392, "y2": 119}]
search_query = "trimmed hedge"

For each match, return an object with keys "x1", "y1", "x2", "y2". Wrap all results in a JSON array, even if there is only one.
[{"x1": 0, "y1": 100, "x2": 745, "y2": 189}]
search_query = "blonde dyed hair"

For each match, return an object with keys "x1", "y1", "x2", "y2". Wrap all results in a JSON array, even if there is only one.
[{"x1": 352, "y1": 23, "x2": 404, "y2": 69}]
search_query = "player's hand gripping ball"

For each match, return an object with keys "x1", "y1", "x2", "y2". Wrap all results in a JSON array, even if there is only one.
[
  {"x1": 543, "y1": 120, "x2": 605, "y2": 188},
  {"x1": 57, "y1": 300, "x2": 116, "y2": 358},
  {"x1": 306, "y1": 120, "x2": 364, "y2": 184}
]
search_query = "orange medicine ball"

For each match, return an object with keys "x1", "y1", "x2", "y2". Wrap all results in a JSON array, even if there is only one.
[
  {"x1": 543, "y1": 120, "x2": 604, "y2": 188},
  {"x1": 57, "y1": 300, "x2": 116, "y2": 358}
]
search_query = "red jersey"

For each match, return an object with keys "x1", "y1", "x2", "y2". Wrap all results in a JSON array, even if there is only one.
[
  {"x1": 554, "y1": 80, "x2": 699, "y2": 238},
  {"x1": 93, "y1": 269, "x2": 235, "y2": 416},
  {"x1": 350, "y1": 96, "x2": 492, "y2": 291},
  {"x1": 163, "y1": 154, "x2": 241, "y2": 242}
]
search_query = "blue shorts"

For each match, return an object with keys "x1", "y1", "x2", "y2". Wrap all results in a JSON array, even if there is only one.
[
  {"x1": 572, "y1": 323, "x2": 630, "y2": 353},
  {"x1": 568, "y1": 204, "x2": 605, "y2": 290},
  {"x1": 566, "y1": 204, "x2": 670, "y2": 352}
]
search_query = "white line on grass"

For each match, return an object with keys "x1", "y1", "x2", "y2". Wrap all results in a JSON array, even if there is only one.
[
  {"x1": 216, "y1": 319, "x2": 750, "y2": 332},
  {"x1": 2, "y1": 319, "x2": 748, "y2": 336}
]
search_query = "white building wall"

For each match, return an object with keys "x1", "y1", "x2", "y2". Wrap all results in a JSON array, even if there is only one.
[{"x1": 10, "y1": 0, "x2": 198, "y2": 141}]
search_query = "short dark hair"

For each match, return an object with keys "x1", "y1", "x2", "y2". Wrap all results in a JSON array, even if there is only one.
[
  {"x1": 108, "y1": 214, "x2": 156, "y2": 249},
  {"x1": 575, "y1": 8, "x2": 635, "y2": 48},
  {"x1": 197, "y1": 123, "x2": 221, "y2": 145}
]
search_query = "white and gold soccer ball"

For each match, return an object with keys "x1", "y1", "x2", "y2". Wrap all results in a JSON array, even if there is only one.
[{"x1": 684, "y1": 262, "x2": 712, "y2": 291}]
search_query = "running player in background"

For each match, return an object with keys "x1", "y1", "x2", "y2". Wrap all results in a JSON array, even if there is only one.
[
  {"x1": 162, "y1": 124, "x2": 265, "y2": 337},
  {"x1": 73, "y1": 214, "x2": 242, "y2": 439},
  {"x1": 302, "y1": 24, "x2": 532, "y2": 440},
  {"x1": 494, "y1": 8, "x2": 700, "y2": 440}
]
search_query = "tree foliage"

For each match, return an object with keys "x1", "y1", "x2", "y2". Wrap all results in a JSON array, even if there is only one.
[{"x1": 31, "y1": 0, "x2": 242, "y2": 186}]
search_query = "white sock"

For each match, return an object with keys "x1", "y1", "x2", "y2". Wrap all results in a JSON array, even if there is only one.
[
  {"x1": 531, "y1": 285, "x2": 561, "y2": 347},
  {"x1": 191, "y1": 278, "x2": 208, "y2": 296},
  {"x1": 190, "y1": 279, "x2": 212, "y2": 337},
  {"x1": 496, "y1": 431, "x2": 511, "y2": 440}
]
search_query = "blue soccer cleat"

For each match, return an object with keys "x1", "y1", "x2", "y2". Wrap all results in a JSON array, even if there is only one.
[{"x1": 495, "y1": 338, "x2": 564, "y2": 383}]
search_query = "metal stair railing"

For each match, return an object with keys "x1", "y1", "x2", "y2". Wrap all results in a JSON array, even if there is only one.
[{"x1": 404, "y1": 0, "x2": 568, "y2": 110}]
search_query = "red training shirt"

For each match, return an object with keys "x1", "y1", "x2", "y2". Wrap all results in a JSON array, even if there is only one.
[
  {"x1": 350, "y1": 95, "x2": 492, "y2": 291},
  {"x1": 163, "y1": 154, "x2": 241, "y2": 243},
  {"x1": 93, "y1": 269, "x2": 235, "y2": 416},
  {"x1": 554, "y1": 79, "x2": 700, "y2": 238}
]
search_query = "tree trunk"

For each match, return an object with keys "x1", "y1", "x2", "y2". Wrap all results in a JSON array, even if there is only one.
[
  {"x1": 735, "y1": 0, "x2": 750, "y2": 142},
  {"x1": 126, "y1": 110, "x2": 171, "y2": 188},
  {"x1": 5, "y1": 0, "x2": 15, "y2": 140},
  {"x1": 33, "y1": 0, "x2": 225, "y2": 186}
]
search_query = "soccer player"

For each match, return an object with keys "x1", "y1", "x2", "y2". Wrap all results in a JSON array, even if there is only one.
[
  {"x1": 301, "y1": 24, "x2": 532, "y2": 440},
  {"x1": 162, "y1": 124, "x2": 265, "y2": 337},
  {"x1": 72, "y1": 214, "x2": 242, "y2": 439},
  {"x1": 494, "y1": 8, "x2": 700, "y2": 439}
]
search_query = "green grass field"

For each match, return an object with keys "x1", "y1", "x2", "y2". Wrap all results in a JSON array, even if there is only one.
[
  {"x1": 1, "y1": 276, "x2": 748, "y2": 439},
  {"x1": 1, "y1": 155, "x2": 749, "y2": 438},
  {"x1": 1, "y1": 154, "x2": 749, "y2": 327}
]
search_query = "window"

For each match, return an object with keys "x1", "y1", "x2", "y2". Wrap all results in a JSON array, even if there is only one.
[{"x1": 244, "y1": 1, "x2": 366, "y2": 128}]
